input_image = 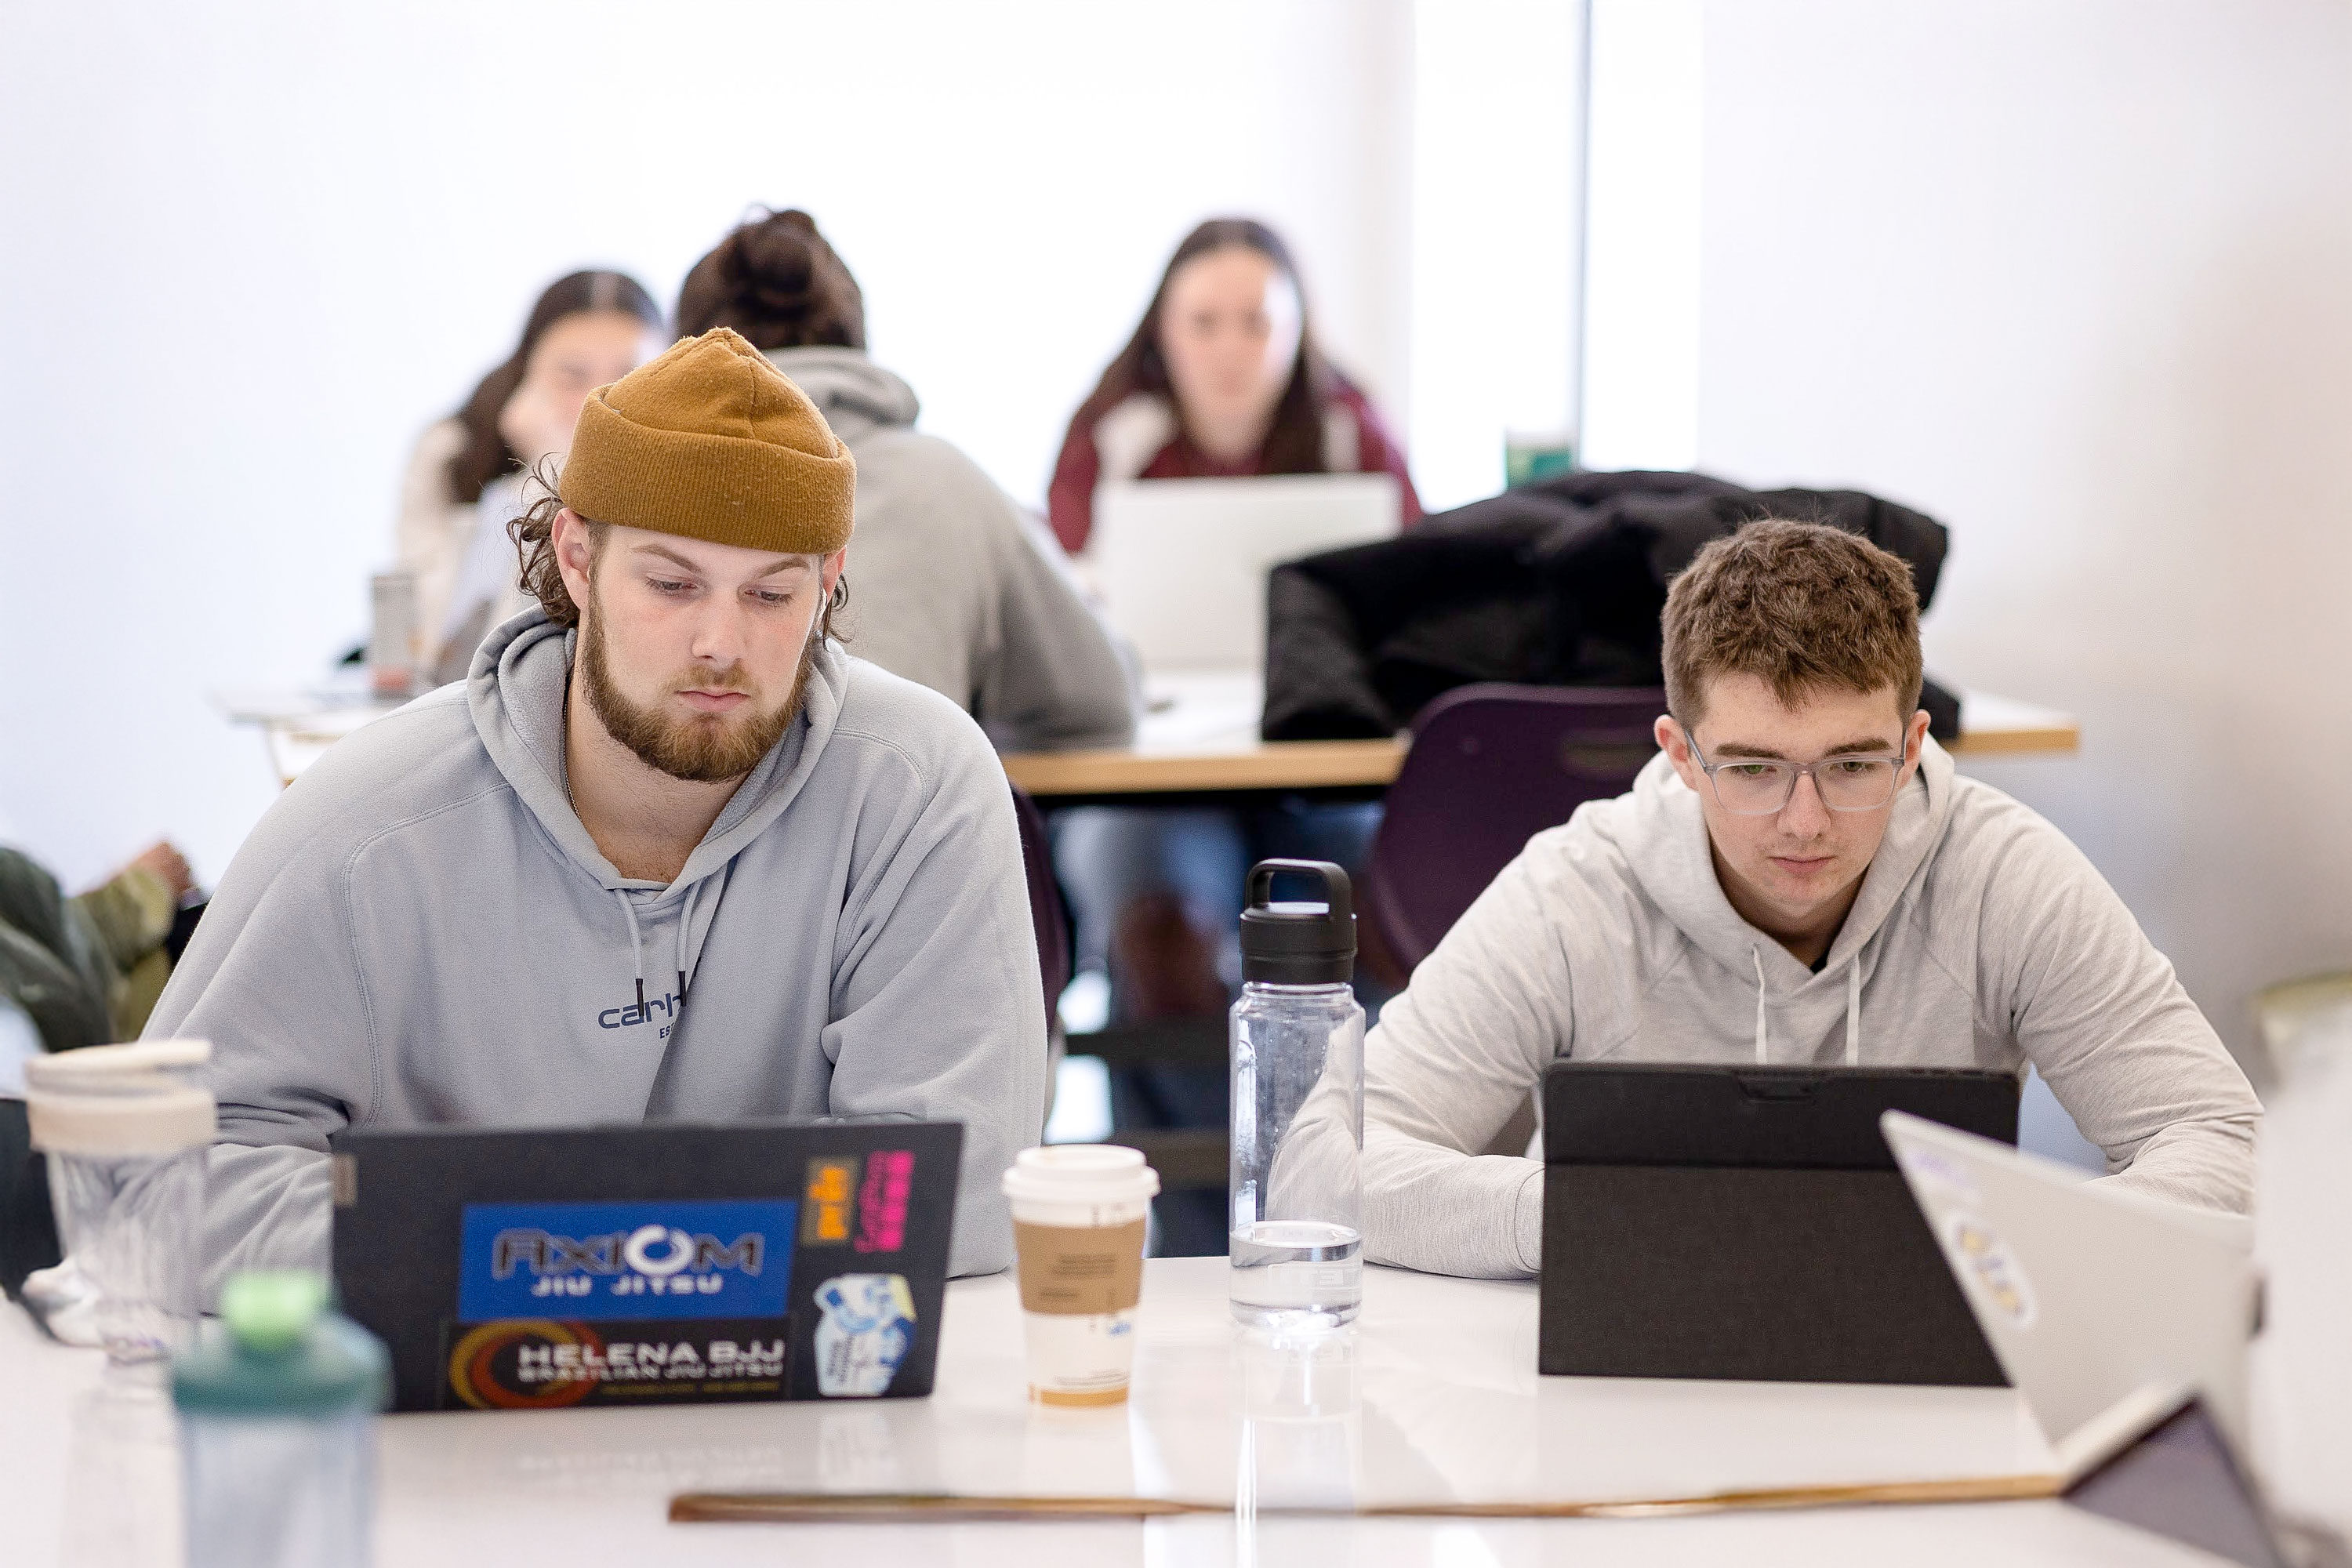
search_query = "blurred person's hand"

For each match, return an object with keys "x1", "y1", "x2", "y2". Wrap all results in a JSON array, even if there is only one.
[
  {"x1": 497, "y1": 379, "x2": 578, "y2": 469},
  {"x1": 125, "y1": 840, "x2": 194, "y2": 899},
  {"x1": 499, "y1": 309, "x2": 662, "y2": 469}
]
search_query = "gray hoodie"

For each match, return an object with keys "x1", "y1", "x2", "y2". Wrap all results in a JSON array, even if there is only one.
[
  {"x1": 148, "y1": 612, "x2": 1048, "y2": 1298},
  {"x1": 768, "y1": 347, "x2": 1136, "y2": 753},
  {"x1": 1358, "y1": 737, "x2": 2262, "y2": 1279}
]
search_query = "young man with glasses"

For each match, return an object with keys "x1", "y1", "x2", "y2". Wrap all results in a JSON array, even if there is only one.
[{"x1": 1359, "y1": 520, "x2": 2259, "y2": 1279}]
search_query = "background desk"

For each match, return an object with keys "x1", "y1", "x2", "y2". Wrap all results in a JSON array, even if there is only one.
[
  {"x1": 1, "y1": 1258, "x2": 2212, "y2": 1566},
  {"x1": 1001, "y1": 674, "x2": 2079, "y2": 806},
  {"x1": 224, "y1": 673, "x2": 2077, "y2": 797}
]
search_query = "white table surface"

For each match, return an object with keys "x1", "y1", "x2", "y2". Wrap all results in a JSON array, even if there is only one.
[{"x1": 2, "y1": 1257, "x2": 2222, "y2": 1566}]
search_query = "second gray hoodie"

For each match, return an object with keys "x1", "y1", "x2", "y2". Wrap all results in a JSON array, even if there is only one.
[
  {"x1": 768, "y1": 347, "x2": 1136, "y2": 753},
  {"x1": 147, "y1": 613, "x2": 1049, "y2": 1296},
  {"x1": 1357, "y1": 738, "x2": 2262, "y2": 1279}
]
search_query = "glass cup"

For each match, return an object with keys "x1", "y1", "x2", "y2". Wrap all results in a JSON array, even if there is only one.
[
  {"x1": 1001, "y1": 1145, "x2": 1160, "y2": 1406},
  {"x1": 25, "y1": 1040, "x2": 215, "y2": 1363}
]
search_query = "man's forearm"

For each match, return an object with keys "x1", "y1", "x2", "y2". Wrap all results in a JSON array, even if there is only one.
[
  {"x1": 2096, "y1": 1110, "x2": 2259, "y2": 1214},
  {"x1": 1362, "y1": 1127, "x2": 1544, "y2": 1279},
  {"x1": 201, "y1": 1142, "x2": 333, "y2": 1308}
]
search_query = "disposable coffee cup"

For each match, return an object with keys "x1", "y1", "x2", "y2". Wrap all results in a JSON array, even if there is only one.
[
  {"x1": 368, "y1": 571, "x2": 420, "y2": 699},
  {"x1": 1002, "y1": 1145, "x2": 1160, "y2": 1407}
]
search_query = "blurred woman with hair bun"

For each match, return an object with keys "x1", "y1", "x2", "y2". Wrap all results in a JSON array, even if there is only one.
[{"x1": 676, "y1": 207, "x2": 1134, "y2": 753}]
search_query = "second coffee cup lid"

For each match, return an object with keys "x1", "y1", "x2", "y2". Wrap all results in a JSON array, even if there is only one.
[{"x1": 1002, "y1": 1144, "x2": 1160, "y2": 1204}]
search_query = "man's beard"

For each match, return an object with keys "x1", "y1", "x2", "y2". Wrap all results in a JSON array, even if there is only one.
[{"x1": 578, "y1": 608, "x2": 818, "y2": 784}]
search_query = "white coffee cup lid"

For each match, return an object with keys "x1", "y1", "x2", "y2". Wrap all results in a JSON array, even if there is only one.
[
  {"x1": 24, "y1": 1038, "x2": 211, "y2": 1087},
  {"x1": 26, "y1": 1084, "x2": 216, "y2": 1156},
  {"x1": 25, "y1": 1040, "x2": 216, "y2": 1156},
  {"x1": 1002, "y1": 1144, "x2": 1161, "y2": 1204}
]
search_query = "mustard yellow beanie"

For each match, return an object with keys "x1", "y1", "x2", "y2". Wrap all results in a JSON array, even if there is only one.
[{"x1": 559, "y1": 326, "x2": 856, "y2": 554}]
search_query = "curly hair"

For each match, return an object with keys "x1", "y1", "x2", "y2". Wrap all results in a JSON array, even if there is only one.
[{"x1": 1662, "y1": 519, "x2": 1922, "y2": 725}]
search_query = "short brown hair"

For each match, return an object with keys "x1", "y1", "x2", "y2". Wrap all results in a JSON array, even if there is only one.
[
  {"x1": 505, "y1": 460, "x2": 848, "y2": 636},
  {"x1": 1662, "y1": 520, "x2": 1922, "y2": 724}
]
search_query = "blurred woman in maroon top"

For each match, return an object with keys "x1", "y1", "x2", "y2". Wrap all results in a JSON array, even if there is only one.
[
  {"x1": 1047, "y1": 218, "x2": 1421, "y2": 554},
  {"x1": 1047, "y1": 220, "x2": 1415, "y2": 1257}
]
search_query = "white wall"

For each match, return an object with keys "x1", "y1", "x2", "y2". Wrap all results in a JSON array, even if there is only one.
[
  {"x1": 1580, "y1": 0, "x2": 1703, "y2": 471},
  {"x1": 1687, "y1": 0, "x2": 2352, "y2": 1073},
  {"x1": 3, "y1": 0, "x2": 1479, "y2": 887},
  {"x1": 1406, "y1": 0, "x2": 1585, "y2": 510}
]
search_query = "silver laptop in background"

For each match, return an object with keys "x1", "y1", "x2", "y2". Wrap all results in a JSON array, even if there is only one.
[
  {"x1": 1880, "y1": 1109, "x2": 2257, "y2": 1459},
  {"x1": 1086, "y1": 473, "x2": 1402, "y2": 673}
]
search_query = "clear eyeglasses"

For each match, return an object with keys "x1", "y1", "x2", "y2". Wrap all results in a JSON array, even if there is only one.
[{"x1": 1683, "y1": 728, "x2": 1909, "y2": 815}]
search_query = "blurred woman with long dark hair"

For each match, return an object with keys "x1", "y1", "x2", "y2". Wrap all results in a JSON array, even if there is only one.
[
  {"x1": 1048, "y1": 220, "x2": 1414, "y2": 1254},
  {"x1": 1047, "y1": 218, "x2": 1420, "y2": 554},
  {"x1": 394, "y1": 270, "x2": 666, "y2": 675}
]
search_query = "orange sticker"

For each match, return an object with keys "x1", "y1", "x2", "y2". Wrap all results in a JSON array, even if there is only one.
[{"x1": 803, "y1": 1156, "x2": 860, "y2": 1245}]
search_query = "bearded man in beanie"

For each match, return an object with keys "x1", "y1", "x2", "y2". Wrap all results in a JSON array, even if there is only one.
[{"x1": 151, "y1": 330, "x2": 1047, "y2": 1292}]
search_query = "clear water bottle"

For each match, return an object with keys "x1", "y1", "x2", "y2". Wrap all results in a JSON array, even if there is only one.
[
  {"x1": 174, "y1": 1271, "x2": 389, "y2": 1568},
  {"x1": 1229, "y1": 859, "x2": 1364, "y2": 1328}
]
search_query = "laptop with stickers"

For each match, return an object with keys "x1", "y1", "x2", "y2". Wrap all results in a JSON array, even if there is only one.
[
  {"x1": 1879, "y1": 1109, "x2": 2256, "y2": 1454},
  {"x1": 328, "y1": 1119, "x2": 961, "y2": 1413}
]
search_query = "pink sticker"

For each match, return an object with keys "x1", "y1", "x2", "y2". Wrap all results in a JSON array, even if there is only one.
[{"x1": 855, "y1": 1152, "x2": 914, "y2": 1253}]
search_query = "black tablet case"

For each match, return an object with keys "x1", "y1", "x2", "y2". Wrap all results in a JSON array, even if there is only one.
[
  {"x1": 1539, "y1": 1062, "x2": 2016, "y2": 1386},
  {"x1": 331, "y1": 1119, "x2": 961, "y2": 1412}
]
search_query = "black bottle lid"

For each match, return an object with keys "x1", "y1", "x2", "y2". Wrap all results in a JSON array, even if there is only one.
[{"x1": 1239, "y1": 859, "x2": 1356, "y2": 985}]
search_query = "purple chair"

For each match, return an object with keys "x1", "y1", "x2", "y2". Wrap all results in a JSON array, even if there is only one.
[{"x1": 1363, "y1": 685, "x2": 1666, "y2": 975}]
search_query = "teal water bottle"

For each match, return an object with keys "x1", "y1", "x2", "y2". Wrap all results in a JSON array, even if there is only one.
[{"x1": 172, "y1": 1271, "x2": 390, "y2": 1567}]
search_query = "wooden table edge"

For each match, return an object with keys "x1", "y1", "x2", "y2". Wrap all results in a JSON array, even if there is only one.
[
  {"x1": 668, "y1": 1469, "x2": 2065, "y2": 1523},
  {"x1": 1000, "y1": 722, "x2": 2081, "y2": 797},
  {"x1": 1943, "y1": 723, "x2": 2080, "y2": 757},
  {"x1": 1002, "y1": 737, "x2": 1406, "y2": 797}
]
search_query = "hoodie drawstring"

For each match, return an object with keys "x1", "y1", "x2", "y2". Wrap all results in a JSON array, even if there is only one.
[
  {"x1": 615, "y1": 889, "x2": 647, "y2": 1014},
  {"x1": 1846, "y1": 961, "x2": 1862, "y2": 1067},
  {"x1": 615, "y1": 882, "x2": 705, "y2": 1019},
  {"x1": 674, "y1": 879, "x2": 701, "y2": 1004},
  {"x1": 1749, "y1": 946, "x2": 1864, "y2": 1066},
  {"x1": 1751, "y1": 948, "x2": 1769, "y2": 1065}
]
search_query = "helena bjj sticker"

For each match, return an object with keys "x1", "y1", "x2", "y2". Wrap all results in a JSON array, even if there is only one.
[
  {"x1": 441, "y1": 1317, "x2": 789, "y2": 1410},
  {"x1": 1944, "y1": 1214, "x2": 2037, "y2": 1329},
  {"x1": 458, "y1": 1198, "x2": 796, "y2": 1322},
  {"x1": 813, "y1": 1274, "x2": 916, "y2": 1397}
]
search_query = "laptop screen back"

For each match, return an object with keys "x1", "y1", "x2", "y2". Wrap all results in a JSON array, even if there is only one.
[
  {"x1": 331, "y1": 1119, "x2": 961, "y2": 1412},
  {"x1": 1088, "y1": 474, "x2": 1401, "y2": 673},
  {"x1": 1538, "y1": 1062, "x2": 2019, "y2": 1385}
]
